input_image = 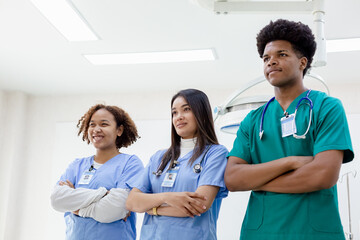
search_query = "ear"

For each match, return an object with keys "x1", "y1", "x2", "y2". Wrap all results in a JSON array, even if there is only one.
[
  {"x1": 117, "y1": 125, "x2": 124, "y2": 137},
  {"x1": 300, "y1": 57, "x2": 308, "y2": 70}
]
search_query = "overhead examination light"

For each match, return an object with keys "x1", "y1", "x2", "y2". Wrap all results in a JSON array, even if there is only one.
[
  {"x1": 193, "y1": 0, "x2": 329, "y2": 134},
  {"x1": 192, "y1": 0, "x2": 327, "y2": 67}
]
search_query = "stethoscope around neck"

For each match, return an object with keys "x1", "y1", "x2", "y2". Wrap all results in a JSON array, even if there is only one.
[
  {"x1": 259, "y1": 89, "x2": 313, "y2": 140},
  {"x1": 152, "y1": 145, "x2": 212, "y2": 176}
]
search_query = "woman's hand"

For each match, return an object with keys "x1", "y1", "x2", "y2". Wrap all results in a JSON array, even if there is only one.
[
  {"x1": 59, "y1": 180, "x2": 75, "y2": 189},
  {"x1": 161, "y1": 192, "x2": 207, "y2": 217}
]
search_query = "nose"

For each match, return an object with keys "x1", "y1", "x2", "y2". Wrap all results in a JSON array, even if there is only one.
[
  {"x1": 94, "y1": 126, "x2": 101, "y2": 132},
  {"x1": 174, "y1": 112, "x2": 184, "y2": 121},
  {"x1": 267, "y1": 57, "x2": 278, "y2": 66}
]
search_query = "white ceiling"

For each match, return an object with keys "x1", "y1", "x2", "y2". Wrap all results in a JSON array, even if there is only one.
[{"x1": 0, "y1": 0, "x2": 359, "y2": 96}]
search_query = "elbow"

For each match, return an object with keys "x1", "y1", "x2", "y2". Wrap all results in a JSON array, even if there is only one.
[
  {"x1": 309, "y1": 173, "x2": 339, "y2": 191},
  {"x1": 125, "y1": 198, "x2": 143, "y2": 213},
  {"x1": 224, "y1": 174, "x2": 249, "y2": 192},
  {"x1": 125, "y1": 199, "x2": 134, "y2": 212}
]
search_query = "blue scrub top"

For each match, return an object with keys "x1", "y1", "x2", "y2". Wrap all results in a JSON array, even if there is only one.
[
  {"x1": 59, "y1": 153, "x2": 144, "y2": 240},
  {"x1": 229, "y1": 90, "x2": 354, "y2": 240},
  {"x1": 133, "y1": 144, "x2": 229, "y2": 240}
]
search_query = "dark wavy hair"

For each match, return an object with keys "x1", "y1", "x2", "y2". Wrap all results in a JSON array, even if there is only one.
[
  {"x1": 77, "y1": 104, "x2": 139, "y2": 149},
  {"x1": 256, "y1": 19, "x2": 316, "y2": 76},
  {"x1": 155, "y1": 89, "x2": 219, "y2": 174}
]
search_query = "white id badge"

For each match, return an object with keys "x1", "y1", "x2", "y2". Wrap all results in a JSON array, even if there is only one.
[
  {"x1": 78, "y1": 170, "x2": 95, "y2": 185},
  {"x1": 161, "y1": 169, "x2": 178, "y2": 188},
  {"x1": 281, "y1": 113, "x2": 297, "y2": 137}
]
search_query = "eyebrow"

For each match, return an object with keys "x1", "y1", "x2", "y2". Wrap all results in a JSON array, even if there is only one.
[
  {"x1": 263, "y1": 49, "x2": 289, "y2": 57},
  {"x1": 171, "y1": 104, "x2": 190, "y2": 110},
  {"x1": 89, "y1": 119, "x2": 111, "y2": 122}
]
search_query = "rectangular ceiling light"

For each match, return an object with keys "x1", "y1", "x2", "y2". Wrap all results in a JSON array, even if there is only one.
[
  {"x1": 30, "y1": 0, "x2": 98, "y2": 41},
  {"x1": 327, "y1": 38, "x2": 360, "y2": 53},
  {"x1": 83, "y1": 49, "x2": 216, "y2": 65}
]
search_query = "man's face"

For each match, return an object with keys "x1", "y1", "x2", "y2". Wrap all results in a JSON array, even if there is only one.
[{"x1": 262, "y1": 40, "x2": 307, "y2": 88}]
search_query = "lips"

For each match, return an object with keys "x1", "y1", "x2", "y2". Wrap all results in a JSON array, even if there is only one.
[
  {"x1": 176, "y1": 122, "x2": 186, "y2": 128},
  {"x1": 267, "y1": 68, "x2": 282, "y2": 76},
  {"x1": 92, "y1": 135, "x2": 104, "y2": 142}
]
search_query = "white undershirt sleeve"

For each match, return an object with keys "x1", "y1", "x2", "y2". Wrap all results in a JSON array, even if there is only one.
[
  {"x1": 50, "y1": 185, "x2": 107, "y2": 212},
  {"x1": 78, "y1": 188, "x2": 130, "y2": 223}
]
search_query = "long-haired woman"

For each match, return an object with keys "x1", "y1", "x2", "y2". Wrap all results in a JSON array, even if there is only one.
[{"x1": 126, "y1": 89, "x2": 228, "y2": 240}]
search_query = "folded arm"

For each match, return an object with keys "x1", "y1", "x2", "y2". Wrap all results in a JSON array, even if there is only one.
[
  {"x1": 50, "y1": 184, "x2": 107, "y2": 212},
  {"x1": 126, "y1": 185, "x2": 218, "y2": 218},
  {"x1": 78, "y1": 188, "x2": 130, "y2": 223},
  {"x1": 146, "y1": 185, "x2": 219, "y2": 217},
  {"x1": 225, "y1": 155, "x2": 313, "y2": 191},
  {"x1": 256, "y1": 150, "x2": 343, "y2": 193}
]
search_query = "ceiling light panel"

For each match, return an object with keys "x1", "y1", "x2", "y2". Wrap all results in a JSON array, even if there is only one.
[
  {"x1": 83, "y1": 49, "x2": 216, "y2": 65},
  {"x1": 327, "y1": 38, "x2": 360, "y2": 53},
  {"x1": 30, "y1": 0, "x2": 99, "y2": 41}
]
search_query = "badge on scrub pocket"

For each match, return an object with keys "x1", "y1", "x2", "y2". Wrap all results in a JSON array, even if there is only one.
[
  {"x1": 281, "y1": 113, "x2": 297, "y2": 137},
  {"x1": 78, "y1": 170, "x2": 95, "y2": 185},
  {"x1": 161, "y1": 170, "x2": 178, "y2": 188}
]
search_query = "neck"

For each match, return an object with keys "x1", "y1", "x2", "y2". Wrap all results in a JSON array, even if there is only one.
[
  {"x1": 274, "y1": 83, "x2": 307, "y2": 111},
  {"x1": 94, "y1": 148, "x2": 120, "y2": 164}
]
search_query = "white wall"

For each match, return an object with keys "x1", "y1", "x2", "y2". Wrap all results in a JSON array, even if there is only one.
[{"x1": 0, "y1": 83, "x2": 359, "y2": 240}]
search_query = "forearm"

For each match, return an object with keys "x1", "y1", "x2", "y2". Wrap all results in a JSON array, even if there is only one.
[
  {"x1": 126, "y1": 189, "x2": 166, "y2": 213},
  {"x1": 225, "y1": 156, "x2": 311, "y2": 191},
  {"x1": 78, "y1": 188, "x2": 129, "y2": 223},
  {"x1": 147, "y1": 205, "x2": 193, "y2": 218},
  {"x1": 50, "y1": 185, "x2": 107, "y2": 212},
  {"x1": 257, "y1": 151, "x2": 343, "y2": 193}
]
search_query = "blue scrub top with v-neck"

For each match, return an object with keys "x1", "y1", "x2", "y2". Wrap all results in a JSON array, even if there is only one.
[
  {"x1": 133, "y1": 144, "x2": 228, "y2": 240},
  {"x1": 59, "y1": 153, "x2": 144, "y2": 240}
]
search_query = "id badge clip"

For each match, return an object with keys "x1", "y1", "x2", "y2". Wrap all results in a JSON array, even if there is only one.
[
  {"x1": 281, "y1": 113, "x2": 297, "y2": 138},
  {"x1": 78, "y1": 167, "x2": 96, "y2": 185},
  {"x1": 161, "y1": 167, "x2": 179, "y2": 188}
]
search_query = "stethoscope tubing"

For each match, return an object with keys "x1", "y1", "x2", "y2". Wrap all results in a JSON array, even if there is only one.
[{"x1": 259, "y1": 90, "x2": 313, "y2": 140}]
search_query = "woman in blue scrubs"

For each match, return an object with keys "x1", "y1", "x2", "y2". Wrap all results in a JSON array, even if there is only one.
[
  {"x1": 51, "y1": 104, "x2": 144, "y2": 240},
  {"x1": 126, "y1": 89, "x2": 228, "y2": 240}
]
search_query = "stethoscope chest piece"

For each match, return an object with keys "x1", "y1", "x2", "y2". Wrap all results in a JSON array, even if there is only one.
[{"x1": 193, "y1": 163, "x2": 202, "y2": 173}]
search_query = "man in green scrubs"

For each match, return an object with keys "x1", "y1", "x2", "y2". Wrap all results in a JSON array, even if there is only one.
[{"x1": 225, "y1": 19, "x2": 354, "y2": 240}]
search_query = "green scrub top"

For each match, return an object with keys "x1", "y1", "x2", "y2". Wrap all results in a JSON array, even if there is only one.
[{"x1": 229, "y1": 90, "x2": 354, "y2": 240}]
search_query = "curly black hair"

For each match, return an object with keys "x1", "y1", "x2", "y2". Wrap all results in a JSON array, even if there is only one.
[
  {"x1": 256, "y1": 19, "x2": 316, "y2": 76},
  {"x1": 77, "y1": 104, "x2": 139, "y2": 149}
]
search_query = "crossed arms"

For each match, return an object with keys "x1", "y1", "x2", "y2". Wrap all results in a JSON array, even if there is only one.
[
  {"x1": 225, "y1": 150, "x2": 343, "y2": 193},
  {"x1": 126, "y1": 185, "x2": 219, "y2": 218},
  {"x1": 50, "y1": 180, "x2": 129, "y2": 223}
]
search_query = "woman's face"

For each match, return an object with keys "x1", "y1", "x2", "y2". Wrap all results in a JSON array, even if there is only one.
[
  {"x1": 87, "y1": 108, "x2": 123, "y2": 151},
  {"x1": 171, "y1": 96, "x2": 197, "y2": 139}
]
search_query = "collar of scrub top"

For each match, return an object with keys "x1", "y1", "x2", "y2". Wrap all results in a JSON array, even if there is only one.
[
  {"x1": 259, "y1": 89, "x2": 313, "y2": 140},
  {"x1": 152, "y1": 145, "x2": 212, "y2": 176}
]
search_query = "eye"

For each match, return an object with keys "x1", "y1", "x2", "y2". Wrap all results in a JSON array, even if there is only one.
[
  {"x1": 89, "y1": 123, "x2": 95, "y2": 127},
  {"x1": 184, "y1": 107, "x2": 191, "y2": 112},
  {"x1": 171, "y1": 110, "x2": 177, "y2": 116},
  {"x1": 101, "y1": 123, "x2": 109, "y2": 127},
  {"x1": 263, "y1": 57, "x2": 269, "y2": 63},
  {"x1": 279, "y1": 53, "x2": 287, "y2": 57}
]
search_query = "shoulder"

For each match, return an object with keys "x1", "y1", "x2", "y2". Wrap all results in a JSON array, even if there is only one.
[
  {"x1": 209, "y1": 144, "x2": 228, "y2": 153},
  {"x1": 206, "y1": 144, "x2": 229, "y2": 159},
  {"x1": 310, "y1": 90, "x2": 344, "y2": 113},
  {"x1": 71, "y1": 156, "x2": 92, "y2": 166},
  {"x1": 149, "y1": 149, "x2": 167, "y2": 163}
]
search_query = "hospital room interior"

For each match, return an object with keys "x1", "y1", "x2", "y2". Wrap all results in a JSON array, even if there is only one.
[{"x1": 0, "y1": 0, "x2": 359, "y2": 239}]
